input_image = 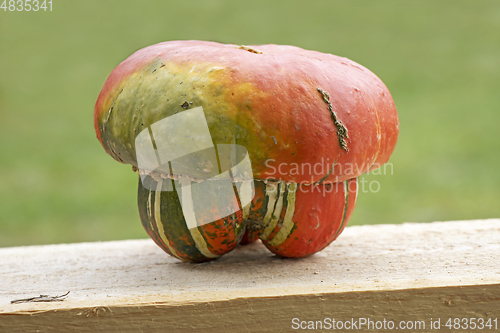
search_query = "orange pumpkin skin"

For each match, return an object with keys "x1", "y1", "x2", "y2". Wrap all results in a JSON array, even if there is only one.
[{"x1": 95, "y1": 41, "x2": 398, "y2": 262}]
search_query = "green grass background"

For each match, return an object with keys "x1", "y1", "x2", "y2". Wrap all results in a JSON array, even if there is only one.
[{"x1": 1, "y1": 0, "x2": 499, "y2": 247}]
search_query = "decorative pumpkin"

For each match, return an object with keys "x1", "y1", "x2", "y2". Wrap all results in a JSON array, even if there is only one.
[{"x1": 94, "y1": 40, "x2": 398, "y2": 262}]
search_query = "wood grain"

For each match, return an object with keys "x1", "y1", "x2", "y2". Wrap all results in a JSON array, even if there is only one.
[{"x1": 1, "y1": 219, "x2": 499, "y2": 332}]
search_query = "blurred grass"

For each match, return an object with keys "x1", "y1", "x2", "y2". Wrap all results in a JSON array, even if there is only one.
[{"x1": 0, "y1": 0, "x2": 499, "y2": 247}]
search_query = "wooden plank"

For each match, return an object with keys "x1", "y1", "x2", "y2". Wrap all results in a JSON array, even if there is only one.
[{"x1": 1, "y1": 219, "x2": 499, "y2": 332}]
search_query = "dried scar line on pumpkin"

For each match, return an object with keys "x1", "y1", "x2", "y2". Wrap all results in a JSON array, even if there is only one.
[
  {"x1": 317, "y1": 88, "x2": 349, "y2": 152},
  {"x1": 141, "y1": 169, "x2": 340, "y2": 186}
]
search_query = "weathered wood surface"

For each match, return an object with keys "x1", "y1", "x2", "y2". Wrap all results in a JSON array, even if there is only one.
[{"x1": 1, "y1": 219, "x2": 499, "y2": 332}]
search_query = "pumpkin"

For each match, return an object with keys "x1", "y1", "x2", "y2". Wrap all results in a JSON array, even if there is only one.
[{"x1": 94, "y1": 40, "x2": 398, "y2": 262}]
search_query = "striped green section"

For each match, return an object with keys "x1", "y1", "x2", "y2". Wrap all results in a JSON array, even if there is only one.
[
  {"x1": 267, "y1": 183, "x2": 298, "y2": 246},
  {"x1": 137, "y1": 176, "x2": 208, "y2": 262}
]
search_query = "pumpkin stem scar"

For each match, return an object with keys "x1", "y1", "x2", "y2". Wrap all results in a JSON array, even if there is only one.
[
  {"x1": 317, "y1": 88, "x2": 349, "y2": 152},
  {"x1": 236, "y1": 45, "x2": 263, "y2": 54}
]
